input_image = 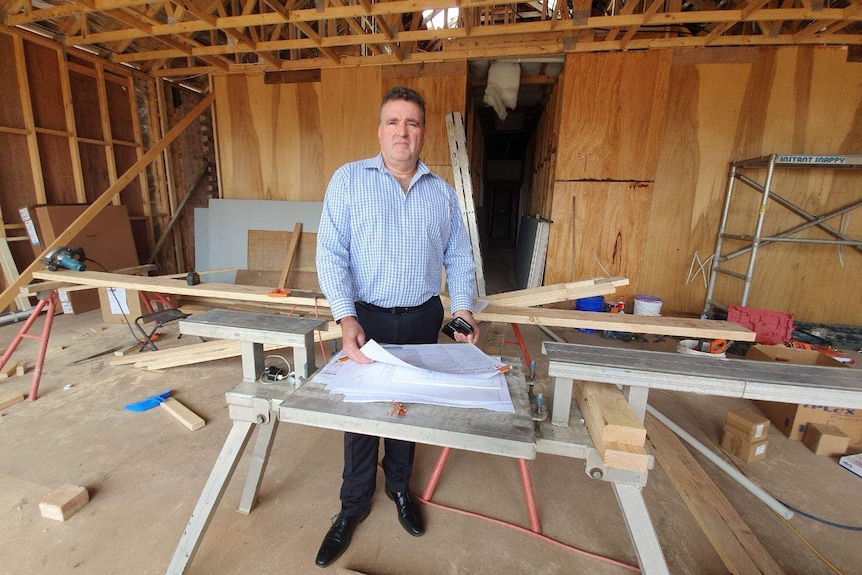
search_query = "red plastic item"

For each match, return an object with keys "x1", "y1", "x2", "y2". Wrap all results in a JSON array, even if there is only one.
[{"x1": 727, "y1": 305, "x2": 794, "y2": 345}]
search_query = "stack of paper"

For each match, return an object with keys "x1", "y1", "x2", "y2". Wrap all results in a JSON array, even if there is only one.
[{"x1": 314, "y1": 340, "x2": 515, "y2": 413}]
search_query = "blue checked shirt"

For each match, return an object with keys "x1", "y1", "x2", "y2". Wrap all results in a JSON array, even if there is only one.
[{"x1": 317, "y1": 153, "x2": 476, "y2": 322}]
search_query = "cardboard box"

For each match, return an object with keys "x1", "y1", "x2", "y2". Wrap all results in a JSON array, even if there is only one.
[
  {"x1": 31, "y1": 205, "x2": 139, "y2": 271},
  {"x1": 57, "y1": 289, "x2": 100, "y2": 315},
  {"x1": 29, "y1": 204, "x2": 140, "y2": 315},
  {"x1": 803, "y1": 423, "x2": 850, "y2": 457},
  {"x1": 98, "y1": 288, "x2": 177, "y2": 325},
  {"x1": 839, "y1": 453, "x2": 862, "y2": 478},
  {"x1": 721, "y1": 428, "x2": 769, "y2": 463},
  {"x1": 725, "y1": 408, "x2": 770, "y2": 441},
  {"x1": 745, "y1": 344, "x2": 845, "y2": 367},
  {"x1": 746, "y1": 345, "x2": 861, "y2": 449}
]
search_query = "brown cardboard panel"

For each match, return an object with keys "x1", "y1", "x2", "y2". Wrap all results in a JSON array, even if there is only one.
[{"x1": 32, "y1": 204, "x2": 139, "y2": 271}]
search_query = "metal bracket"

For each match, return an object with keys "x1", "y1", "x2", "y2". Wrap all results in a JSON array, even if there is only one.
[
  {"x1": 228, "y1": 396, "x2": 275, "y2": 424},
  {"x1": 584, "y1": 449, "x2": 650, "y2": 487}
]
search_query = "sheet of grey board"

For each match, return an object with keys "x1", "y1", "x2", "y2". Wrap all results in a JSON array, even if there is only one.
[
  {"x1": 279, "y1": 358, "x2": 536, "y2": 459},
  {"x1": 544, "y1": 342, "x2": 862, "y2": 408},
  {"x1": 194, "y1": 199, "x2": 323, "y2": 284}
]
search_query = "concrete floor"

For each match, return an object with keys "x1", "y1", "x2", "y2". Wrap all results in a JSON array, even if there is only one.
[{"x1": 1, "y1": 263, "x2": 861, "y2": 575}]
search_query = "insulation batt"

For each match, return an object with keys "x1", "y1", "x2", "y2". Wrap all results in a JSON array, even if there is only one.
[{"x1": 483, "y1": 61, "x2": 521, "y2": 121}]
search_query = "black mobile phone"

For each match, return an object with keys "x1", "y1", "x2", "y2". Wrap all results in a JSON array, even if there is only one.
[{"x1": 442, "y1": 317, "x2": 474, "y2": 340}]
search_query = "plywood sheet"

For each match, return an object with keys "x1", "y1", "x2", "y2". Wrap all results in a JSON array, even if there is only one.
[
  {"x1": 78, "y1": 142, "x2": 111, "y2": 203},
  {"x1": 247, "y1": 229, "x2": 317, "y2": 272},
  {"x1": 0, "y1": 32, "x2": 25, "y2": 130},
  {"x1": 639, "y1": 46, "x2": 862, "y2": 322},
  {"x1": 214, "y1": 75, "x2": 325, "y2": 201},
  {"x1": 114, "y1": 145, "x2": 144, "y2": 213},
  {"x1": 381, "y1": 64, "x2": 468, "y2": 166},
  {"x1": 70, "y1": 71, "x2": 103, "y2": 141},
  {"x1": 36, "y1": 133, "x2": 76, "y2": 205},
  {"x1": 0, "y1": 133, "x2": 36, "y2": 215},
  {"x1": 320, "y1": 67, "x2": 381, "y2": 183},
  {"x1": 23, "y1": 40, "x2": 65, "y2": 132},
  {"x1": 106, "y1": 80, "x2": 134, "y2": 142},
  {"x1": 556, "y1": 50, "x2": 672, "y2": 181},
  {"x1": 544, "y1": 181, "x2": 653, "y2": 303}
]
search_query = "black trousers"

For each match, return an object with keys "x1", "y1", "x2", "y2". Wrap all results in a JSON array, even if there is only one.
[{"x1": 339, "y1": 295, "x2": 443, "y2": 516}]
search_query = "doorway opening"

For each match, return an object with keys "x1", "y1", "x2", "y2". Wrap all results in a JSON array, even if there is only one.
[{"x1": 469, "y1": 60, "x2": 561, "y2": 293}]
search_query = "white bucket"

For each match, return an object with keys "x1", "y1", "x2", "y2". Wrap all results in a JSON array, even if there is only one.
[
  {"x1": 633, "y1": 295, "x2": 663, "y2": 316},
  {"x1": 677, "y1": 339, "x2": 726, "y2": 358}
]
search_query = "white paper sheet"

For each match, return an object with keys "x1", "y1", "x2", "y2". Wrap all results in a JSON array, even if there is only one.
[{"x1": 316, "y1": 343, "x2": 515, "y2": 412}]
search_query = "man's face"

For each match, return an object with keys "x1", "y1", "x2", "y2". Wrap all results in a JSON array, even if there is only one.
[{"x1": 378, "y1": 99, "x2": 426, "y2": 168}]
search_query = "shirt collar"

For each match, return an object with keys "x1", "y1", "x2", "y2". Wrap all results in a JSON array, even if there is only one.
[{"x1": 365, "y1": 153, "x2": 430, "y2": 178}]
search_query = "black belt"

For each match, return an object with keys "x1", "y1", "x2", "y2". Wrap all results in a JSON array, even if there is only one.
[{"x1": 356, "y1": 296, "x2": 438, "y2": 316}]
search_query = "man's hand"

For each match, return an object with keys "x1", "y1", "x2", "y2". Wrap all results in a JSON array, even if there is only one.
[
  {"x1": 338, "y1": 316, "x2": 373, "y2": 363},
  {"x1": 452, "y1": 310, "x2": 480, "y2": 344}
]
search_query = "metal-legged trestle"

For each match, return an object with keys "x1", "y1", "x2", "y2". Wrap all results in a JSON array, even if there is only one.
[
  {"x1": 166, "y1": 420, "x2": 256, "y2": 575},
  {"x1": 0, "y1": 291, "x2": 59, "y2": 401},
  {"x1": 422, "y1": 446, "x2": 542, "y2": 533}
]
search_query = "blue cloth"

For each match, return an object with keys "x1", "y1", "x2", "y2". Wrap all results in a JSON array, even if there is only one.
[{"x1": 317, "y1": 153, "x2": 476, "y2": 321}]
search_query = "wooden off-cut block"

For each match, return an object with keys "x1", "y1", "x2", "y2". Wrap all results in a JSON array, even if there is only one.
[
  {"x1": 160, "y1": 397, "x2": 205, "y2": 431},
  {"x1": 0, "y1": 391, "x2": 25, "y2": 410},
  {"x1": 39, "y1": 485, "x2": 89, "y2": 522}
]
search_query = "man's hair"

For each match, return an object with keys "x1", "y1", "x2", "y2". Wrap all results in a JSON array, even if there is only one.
[{"x1": 380, "y1": 86, "x2": 426, "y2": 126}]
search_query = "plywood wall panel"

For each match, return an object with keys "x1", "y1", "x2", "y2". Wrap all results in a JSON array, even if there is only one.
[
  {"x1": 0, "y1": 133, "x2": 36, "y2": 212},
  {"x1": 0, "y1": 33, "x2": 25, "y2": 129},
  {"x1": 296, "y1": 82, "x2": 325, "y2": 200},
  {"x1": 114, "y1": 145, "x2": 144, "y2": 213},
  {"x1": 23, "y1": 40, "x2": 65, "y2": 132},
  {"x1": 106, "y1": 80, "x2": 135, "y2": 142},
  {"x1": 544, "y1": 181, "x2": 652, "y2": 304},
  {"x1": 556, "y1": 51, "x2": 672, "y2": 182},
  {"x1": 78, "y1": 142, "x2": 111, "y2": 203},
  {"x1": 214, "y1": 66, "x2": 466, "y2": 202},
  {"x1": 36, "y1": 133, "x2": 76, "y2": 204},
  {"x1": 214, "y1": 75, "x2": 325, "y2": 201},
  {"x1": 70, "y1": 72, "x2": 104, "y2": 141},
  {"x1": 638, "y1": 46, "x2": 862, "y2": 323},
  {"x1": 381, "y1": 65, "x2": 468, "y2": 166},
  {"x1": 320, "y1": 67, "x2": 381, "y2": 183}
]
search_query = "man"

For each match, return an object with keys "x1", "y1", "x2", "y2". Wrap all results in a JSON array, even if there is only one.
[{"x1": 315, "y1": 86, "x2": 480, "y2": 568}]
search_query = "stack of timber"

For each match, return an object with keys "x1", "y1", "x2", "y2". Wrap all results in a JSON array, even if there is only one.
[{"x1": 574, "y1": 381, "x2": 649, "y2": 472}]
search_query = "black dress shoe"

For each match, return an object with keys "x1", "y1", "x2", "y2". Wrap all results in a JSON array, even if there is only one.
[
  {"x1": 314, "y1": 507, "x2": 370, "y2": 568},
  {"x1": 385, "y1": 484, "x2": 425, "y2": 536}
]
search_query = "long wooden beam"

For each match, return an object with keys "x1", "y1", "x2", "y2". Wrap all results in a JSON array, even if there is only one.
[
  {"x1": 30, "y1": 269, "x2": 327, "y2": 307},
  {"x1": 476, "y1": 304, "x2": 756, "y2": 340},
  {"x1": 0, "y1": 92, "x2": 215, "y2": 313}
]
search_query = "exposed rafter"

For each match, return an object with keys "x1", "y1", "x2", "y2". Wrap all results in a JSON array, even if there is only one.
[{"x1": 1, "y1": 0, "x2": 859, "y2": 79}]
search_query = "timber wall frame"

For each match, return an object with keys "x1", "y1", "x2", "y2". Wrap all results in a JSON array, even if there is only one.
[{"x1": 0, "y1": 26, "x2": 213, "y2": 306}]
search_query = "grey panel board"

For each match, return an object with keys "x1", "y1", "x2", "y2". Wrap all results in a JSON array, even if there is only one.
[{"x1": 195, "y1": 199, "x2": 323, "y2": 284}]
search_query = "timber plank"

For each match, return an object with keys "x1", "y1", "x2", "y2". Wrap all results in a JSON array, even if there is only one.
[
  {"x1": 646, "y1": 414, "x2": 784, "y2": 575},
  {"x1": 486, "y1": 277, "x2": 629, "y2": 307},
  {"x1": 477, "y1": 304, "x2": 755, "y2": 341},
  {"x1": 33, "y1": 269, "x2": 325, "y2": 307},
  {"x1": 573, "y1": 380, "x2": 647, "y2": 446}
]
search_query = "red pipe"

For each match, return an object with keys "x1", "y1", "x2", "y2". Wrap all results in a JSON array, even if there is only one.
[
  {"x1": 422, "y1": 447, "x2": 451, "y2": 501},
  {"x1": 28, "y1": 293, "x2": 58, "y2": 401},
  {"x1": 518, "y1": 458, "x2": 542, "y2": 533}
]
